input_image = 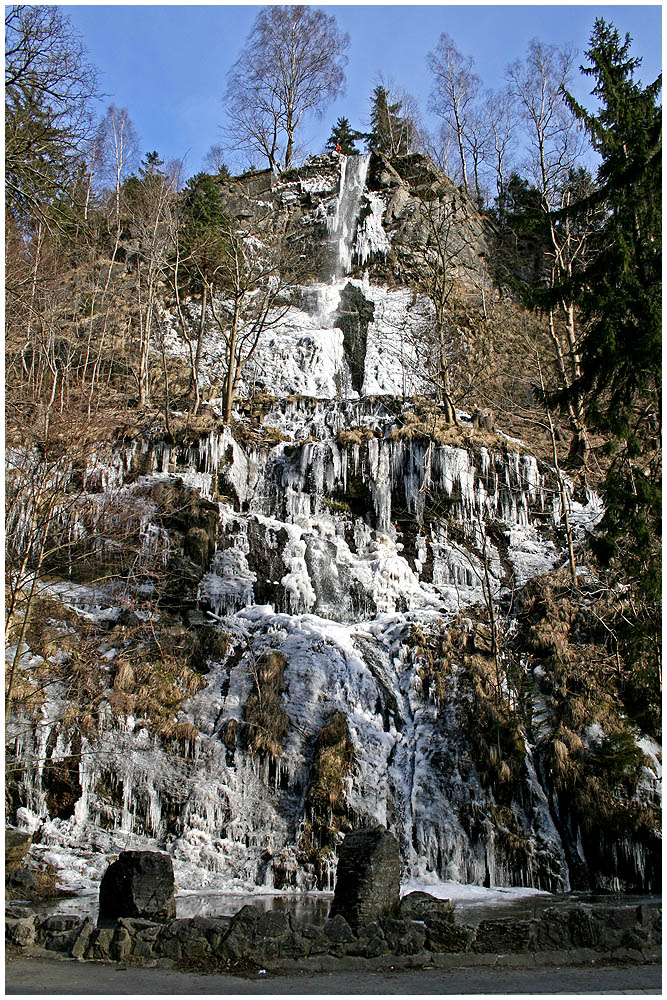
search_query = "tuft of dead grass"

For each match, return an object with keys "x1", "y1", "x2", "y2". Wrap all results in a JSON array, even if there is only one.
[
  {"x1": 244, "y1": 650, "x2": 290, "y2": 760},
  {"x1": 337, "y1": 427, "x2": 380, "y2": 447}
]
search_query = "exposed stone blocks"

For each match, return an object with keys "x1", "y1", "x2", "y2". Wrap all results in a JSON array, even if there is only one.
[
  {"x1": 329, "y1": 826, "x2": 400, "y2": 930},
  {"x1": 98, "y1": 850, "x2": 176, "y2": 923}
]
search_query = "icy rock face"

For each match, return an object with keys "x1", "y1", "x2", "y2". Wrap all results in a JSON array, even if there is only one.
[
  {"x1": 7, "y1": 399, "x2": 607, "y2": 898},
  {"x1": 7, "y1": 152, "x2": 656, "y2": 900},
  {"x1": 143, "y1": 397, "x2": 582, "y2": 623},
  {"x1": 8, "y1": 606, "x2": 573, "y2": 895}
]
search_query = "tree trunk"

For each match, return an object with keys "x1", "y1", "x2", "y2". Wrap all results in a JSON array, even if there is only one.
[
  {"x1": 191, "y1": 285, "x2": 207, "y2": 417},
  {"x1": 223, "y1": 302, "x2": 241, "y2": 425}
]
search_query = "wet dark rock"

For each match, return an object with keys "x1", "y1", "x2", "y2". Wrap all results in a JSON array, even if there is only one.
[
  {"x1": 99, "y1": 850, "x2": 176, "y2": 923},
  {"x1": 330, "y1": 826, "x2": 400, "y2": 930},
  {"x1": 333, "y1": 283, "x2": 375, "y2": 394}
]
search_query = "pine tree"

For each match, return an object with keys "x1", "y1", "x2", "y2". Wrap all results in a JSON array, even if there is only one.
[
  {"x1": 368, "y1": 85, "x2": 406, "y2": 156},
  {"x1": 325, "y1": 116, "x2": 362, "y2": 154},
  {"x1": 563, "y1": 20, "x2": 661, "y2": 716},
  {"x1": 565, "y1": 19, "x2": 661, "y2": 436}
]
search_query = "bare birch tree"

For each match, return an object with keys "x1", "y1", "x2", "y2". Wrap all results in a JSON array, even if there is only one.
[
  {"x1": 225, "y1": 5, "x2": 349, "y2": 170},
  {"x1": 507, "y1": 40, "x2": 593, "y2": 462},
  {"x1": 427, "y1": 34, "x2": 481, "y2": 194}
]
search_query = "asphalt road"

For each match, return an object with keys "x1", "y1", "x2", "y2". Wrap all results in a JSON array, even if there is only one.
[{"x1": 4, "y1": 956, "x2": 662, "y2": 995}]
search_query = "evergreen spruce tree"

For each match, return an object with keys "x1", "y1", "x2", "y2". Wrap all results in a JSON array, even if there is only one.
[
  {"x1": 565, "y1": 19, "x2": 661, "y2": 435},
  {"x1": 367, "y1": 85, "x2": 405, "y2": 155},
  {"x1": 325, "y1": 116, "x2": 362, "y2": 154},
  {"x1": 564, "y1": 20, "x2": 661, "y2": 722}
]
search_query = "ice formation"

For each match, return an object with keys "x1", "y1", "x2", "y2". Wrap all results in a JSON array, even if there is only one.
[{"x1": 7, "y1": 153, "x2": 659, "y2": 902}]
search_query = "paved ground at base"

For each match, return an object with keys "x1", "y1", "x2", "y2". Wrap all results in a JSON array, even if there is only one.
[{"x1": 5, "y1": 956, "x2": 661, "y2": 995}]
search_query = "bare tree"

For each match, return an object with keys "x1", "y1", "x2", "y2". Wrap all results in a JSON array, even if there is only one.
[
  {"x1": 483, "y1": 87, "x2": 517, "y2": 214},
  {"x1": 507, "y1": 40, "x2": 593, "y2": 462},
  {"x1": 204, "y1": 143, "x2": 231, "y2": 177},
  {"x1": 224, "y1": 5, "x2": 349, "y2": 170},
  {"x1": 206, "y1": 210, "x2": 301, "y2": 424},
  {"x1": 427, "y1": 34, "x2": 481, "y2": 194},
  {"x1": 394, "y1": 187, "x2": 487, "y2": 423},
  {"x1": 128, "y1": 154, "x2": 181, "y2": 406},
  {"x1": 96, "y1": 105, "x2": 140, "y2": 224}
]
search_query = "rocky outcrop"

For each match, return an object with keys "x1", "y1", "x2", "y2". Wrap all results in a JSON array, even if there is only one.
[
  {"x1": 333, "y1": 283, "x2": 376, "y2": 393},
  {"x1": 330, "y1": 827, "x2": 400, "y2": 929},
  {"x1": 98, "y1": 851, "x2": 176, "y2": 923}
]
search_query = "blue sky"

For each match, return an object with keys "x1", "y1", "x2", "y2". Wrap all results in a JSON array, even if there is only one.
[{"x1": 62, "y1": 4, "x2": 662, "y2": 177}]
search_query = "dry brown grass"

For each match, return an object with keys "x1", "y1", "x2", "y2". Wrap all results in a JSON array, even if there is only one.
[
  {"x1": 337, "y1": 427, "x2": 380, "y2": 447},
  {"x1": 244, "y1": 650, "x2": 290, "y2": 760},
  {"x1": 307, "y1": 711, "x2": 356, "y2": 810},
  {"x1": 231, "y1": 420, "x2": 291, "y2": 449}
]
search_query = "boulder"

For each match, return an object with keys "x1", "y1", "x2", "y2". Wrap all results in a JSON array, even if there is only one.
[
  {"x1": 329, "y1": 825, "x2": 400, "y2": 930},
  {"x1": 5, "y1": 829, "x2": 32, "y2": 870},
  {"x1": 399, "y1": 890, "x2": 454, "y2": 922},
  {"x1": 98, "y1": 850, "x2": 176, "y2": 923},
  {"x1": 380, "y1": 916, "x2": 427, "y2": 955},
  {"x1": 6, "y1": 916, "x2": 36, "y2": 949},
  {"x1": 424, "y1": 916, "x2": 476, "y2": 953}
]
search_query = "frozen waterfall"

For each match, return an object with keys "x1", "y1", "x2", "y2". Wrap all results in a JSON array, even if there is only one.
[{"x1": 327, "y1": 154, "x2": 371, "y2": 277}]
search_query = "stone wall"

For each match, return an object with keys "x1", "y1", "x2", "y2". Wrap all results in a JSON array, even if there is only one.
[{"x1": 6, "y1": 901, "x2": 661, "y2": 967}]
